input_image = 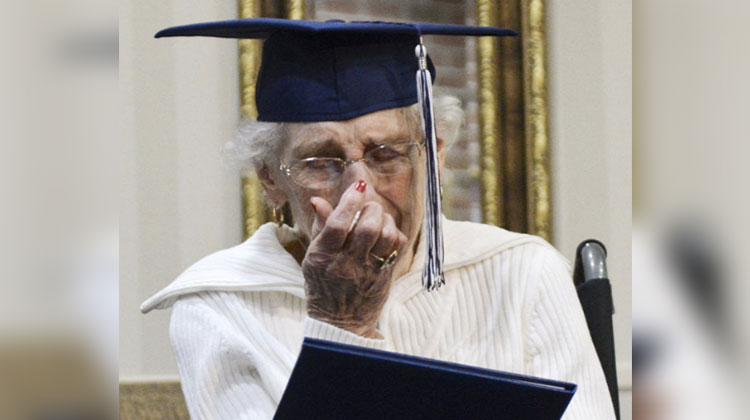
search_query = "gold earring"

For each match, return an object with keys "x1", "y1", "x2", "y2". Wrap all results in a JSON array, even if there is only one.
[{"x1": 272, "y1": 206, "x2": 285, "y2": 227}]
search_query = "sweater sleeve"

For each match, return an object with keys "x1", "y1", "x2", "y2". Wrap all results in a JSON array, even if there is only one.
[
  {"x1": 525, "y1": 247, "x2": 617, "y2": 420},
  {"x1": 169, "y1": 293, "x2": 294, "y2": 420}
]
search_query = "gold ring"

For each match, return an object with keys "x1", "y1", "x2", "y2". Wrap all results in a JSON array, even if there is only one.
[{"x1": 371, "y1": 250, "x2": 398, "y2": 271}]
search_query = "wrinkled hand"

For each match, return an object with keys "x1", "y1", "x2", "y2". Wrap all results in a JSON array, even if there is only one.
[{"x1": 303, "y1": 180, "x2": 408, "y2": 338}]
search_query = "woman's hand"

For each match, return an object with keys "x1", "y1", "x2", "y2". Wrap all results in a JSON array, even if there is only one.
[{"x1": 303, "y1": 180, "x2": 408, "y2": 338}]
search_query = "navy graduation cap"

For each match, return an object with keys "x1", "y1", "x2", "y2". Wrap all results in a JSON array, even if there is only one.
[{"x1": 156, "y1": 17, "x2": 516, "y2": 291}]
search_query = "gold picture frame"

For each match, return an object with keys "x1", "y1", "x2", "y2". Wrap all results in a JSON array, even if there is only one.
[{"x1": 239, "y1": 0, "x2": 551, "y2": 241}]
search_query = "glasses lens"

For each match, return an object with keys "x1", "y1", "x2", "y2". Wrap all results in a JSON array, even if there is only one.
[
  {"x1": 365, "y1": 143, "x2": 416, "y2": 175},
  {"x1": 290, "y1": 158, "x2": 344, "y2": 188}
]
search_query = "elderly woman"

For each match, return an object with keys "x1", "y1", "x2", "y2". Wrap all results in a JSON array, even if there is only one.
[{"x1": 142, "y1": 18, "x2": 616, "y2": 420}]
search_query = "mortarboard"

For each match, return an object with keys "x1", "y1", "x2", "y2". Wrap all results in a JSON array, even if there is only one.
[{"x1": 155, "y1": 18, "x2": 516, "y2": 291}]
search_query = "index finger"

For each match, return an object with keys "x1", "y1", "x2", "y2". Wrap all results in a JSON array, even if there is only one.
[{"x1": 313, "y1": 180, "x2": 368, "y2": 251}]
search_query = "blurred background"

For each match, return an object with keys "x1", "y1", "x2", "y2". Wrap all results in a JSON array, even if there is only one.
[
  {"x1": 11, "y1": 0, "x2": 750, "y2": 419},
  {"x1": 633, "y1": 1, "x2": 750, "y2": 419},
  {"x1": 0, "y1": 0, "x2": 117, "y2": 418}
]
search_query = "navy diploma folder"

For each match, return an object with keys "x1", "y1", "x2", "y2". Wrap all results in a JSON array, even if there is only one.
[{"x1": 274, "y1": 337, "x2": 577, "y2": 420}]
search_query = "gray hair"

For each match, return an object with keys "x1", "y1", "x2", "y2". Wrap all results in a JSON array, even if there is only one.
[{"x1": 223, "y1": 92, "x2": 465, "y2": 171}]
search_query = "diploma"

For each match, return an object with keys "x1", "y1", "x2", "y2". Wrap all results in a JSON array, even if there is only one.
[{"x1": 274, "y1": 337, "x2": 576, "y2": 420}]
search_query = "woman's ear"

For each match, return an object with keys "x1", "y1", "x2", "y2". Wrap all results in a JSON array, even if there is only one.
[
  {"x1": 257, "y1": 164, "x2": 288, "y2": 207},
  {"x1": 436, "y1": 137, "x2": 447, "y2": 174}
]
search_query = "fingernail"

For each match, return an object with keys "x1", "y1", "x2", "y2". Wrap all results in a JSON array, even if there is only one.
[{"x1": 355, "y1": 180, "x2": 367, "y2": 193}]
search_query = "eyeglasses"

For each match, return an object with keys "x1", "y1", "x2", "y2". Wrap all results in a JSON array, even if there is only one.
[{"x1": 280, "y1": 140, "x2": 423, "y2": 189}]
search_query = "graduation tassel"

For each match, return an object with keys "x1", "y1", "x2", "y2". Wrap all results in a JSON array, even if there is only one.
[{"x1": 415, "y1": 40, "x2": 445, "y2": 292}]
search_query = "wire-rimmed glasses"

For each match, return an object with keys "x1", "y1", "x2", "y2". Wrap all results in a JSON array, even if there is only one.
[{"x1": 280, "y1": 140, "x2": 423, "y2": 189}]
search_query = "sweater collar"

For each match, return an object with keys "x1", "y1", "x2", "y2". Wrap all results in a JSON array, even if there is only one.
[
  {"x1": 141, "y1": 222, "x2": 305, "y2": 313},
  {"x1": 141, "y1": 218, "x2": 540, "y2": 312}
]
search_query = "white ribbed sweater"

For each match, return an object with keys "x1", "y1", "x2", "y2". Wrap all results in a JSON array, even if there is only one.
[{"x1": 142, "y1": 220, "x2": 616, "y2": 420}]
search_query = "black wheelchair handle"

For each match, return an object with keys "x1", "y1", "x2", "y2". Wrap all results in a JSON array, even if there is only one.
[{"x1": 574, "y1": 239, "x2": 608, "y2": 285}]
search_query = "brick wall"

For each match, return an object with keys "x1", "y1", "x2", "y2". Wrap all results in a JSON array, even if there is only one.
[{"x1": 310, "y1": 0, "x2": 482, "y2": 222}]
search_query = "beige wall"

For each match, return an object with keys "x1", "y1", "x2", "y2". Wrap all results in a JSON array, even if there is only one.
[
  {"x1": 548, "y1": 0, "x2": 632, "y2": 416},
  {"x1": 121, "y1": 0, "x2": 632, "y2": 415},
  {"x1": 120, "y1": 0, "x2": 242, "y2": 378}
]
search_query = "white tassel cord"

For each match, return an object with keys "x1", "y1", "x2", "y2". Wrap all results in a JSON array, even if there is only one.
[{"x1": 415, "y1": 43, "x2": 445, "y2": 292}]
